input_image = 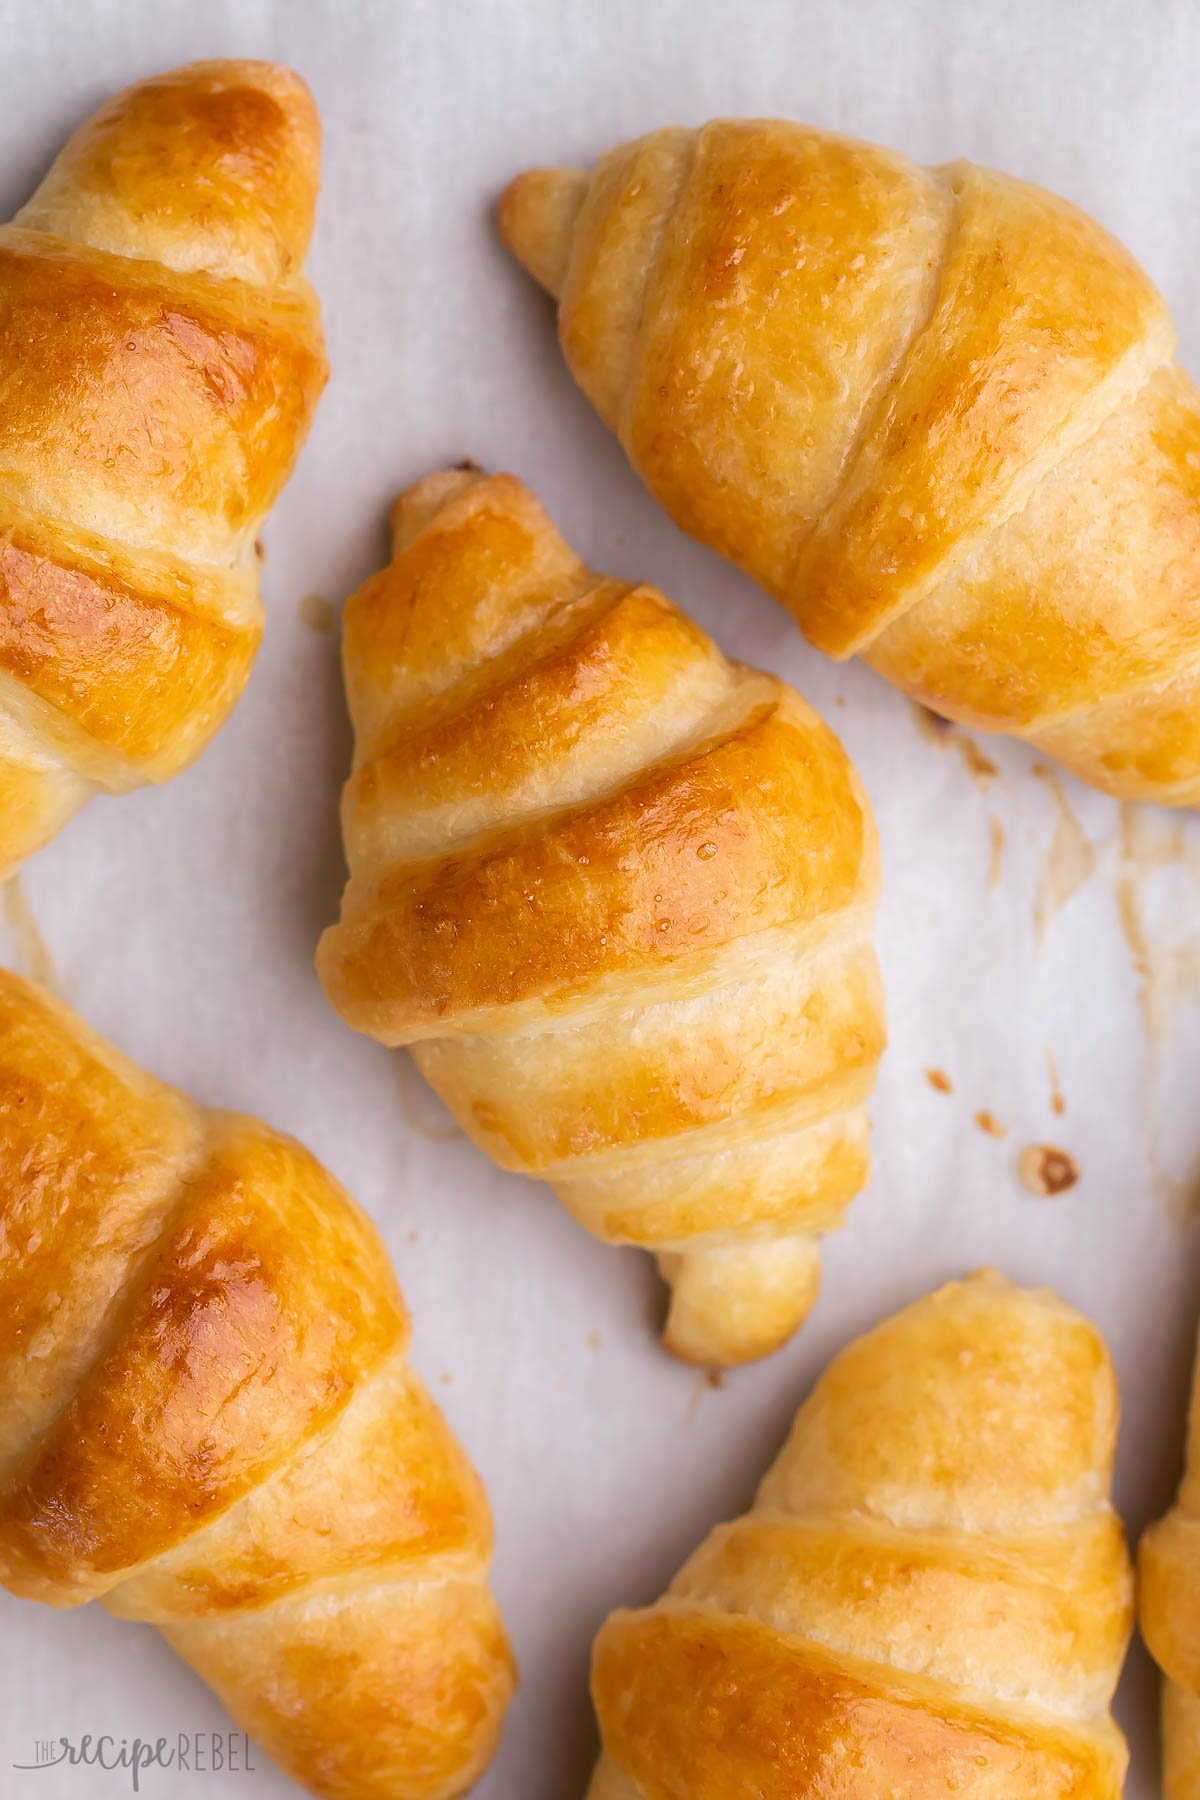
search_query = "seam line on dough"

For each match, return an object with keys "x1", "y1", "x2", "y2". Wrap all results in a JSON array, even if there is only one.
[
  {"x1": 0, "y1": 1112, "x2": 215, "y2": 1487},
  {"x1": 644, "y1": 1591, "x2": 1122, "y2": 1736},
  {"x1": 125, "y1": 1551, "x2": 491, "y2": 1626},
  {"x1": 105, "y1": 1347, "x2": 483, "y2": 1623},
  {"x1": 795, "y1": 166, "x2": 1173, "y2": 655},
  {"x1": 353, "y1": 573, "x2": 632, "y2": 767},
  {"x1": 847, "y1": 332, "x2": 1172, "y2": 657},
  {"x1": 616, "y1": 127, "x2": 702, "y2": 447},
  {"x1": 344, "y1": 670, "x2": 777, "y2": 911},
  {"x1": 0, "y1": 1116, "x2": 400, "y2": 1593},
  {"x1": 398, "y1": 885, "x2": 878, "y2": 1049},
  {"x1": 779, "y1": 156, "x2": 960, "y2": 600}
]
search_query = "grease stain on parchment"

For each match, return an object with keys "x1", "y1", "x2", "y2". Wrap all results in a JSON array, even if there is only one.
[
  {"x1": 1046, "y1": 1048, "x2": 1066, "y2": 1118},
  {"x1": 910, "y1": 702, "x2": 1200, "y2": 1225},
  {"x1": 911, "y1": 705, "x2": 1006, "y2": 886},
  {"x1": 956, "y1": 736, "x2": 999, "y2": 788},
  {"x1": 912, "y1": 704, "x2": 954, "y2": 749},
  {"x1": 988, "y1": 817, "x2": 1005, "y2": 889},
  {"x1": 1117, "y1": 806, "x2": 1200, "y2": 1049},
  {"x1": 299, "y1": 592, "x2": 336, "y2": 633},
  {"x1": 1033, "y1": 765, "x2": 1094, "y2": 939},
  {"x1": 1, "y1": 876, "x2": 58, "y2": 991},
  {"x1": 1114, "y1": 803, "x2": 1200, "y2": 1223}
]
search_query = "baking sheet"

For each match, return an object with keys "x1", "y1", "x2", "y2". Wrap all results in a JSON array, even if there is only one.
[{"x1": 1, "y1": 0, "x2": 1198, "y2": 1794}]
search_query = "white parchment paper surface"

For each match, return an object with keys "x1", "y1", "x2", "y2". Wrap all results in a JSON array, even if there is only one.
[{"x1": 0, "y1": 2, "x2": 1197, "y2": 1795}]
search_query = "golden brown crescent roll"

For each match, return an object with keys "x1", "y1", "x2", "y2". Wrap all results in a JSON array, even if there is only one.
[
  {"x1": 0, "y1": 60, "x2": 327, "y2": 873},
  {"x1": 587, "y1": 1271, "x2": 1132, "y2": 1800},
  {"x1": 0, "y1": 969, "x2": 514, "y2": 1800},
  {"x1": 1140, "y1": 1327, "x2": 1200, "y2": 1799},
  {"x1": 500, "y1": 122, "x2": 1200, "y2": 804},
  {"x1": 316, "y1": 467, "x2": 884, "y2": 1366}
]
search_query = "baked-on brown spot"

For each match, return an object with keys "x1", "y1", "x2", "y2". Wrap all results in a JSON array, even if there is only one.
[
  {"x1": 988, "y1": 815, "x2": 1005, "y2": 889},
  {"x1": 925, "y1": 1068, "x2": 953, "y2": 1094},
  {"x1": 1019, "y1": 1145, "x2": 1080, "y2": 1197},
  {"x1": 975, "y1": 1109, "x2": 1007, "y2": 1139},
  {"x1": 1047, "y1": 1048, "x2": 1066, "y2": 1117},
  {"x1": 912, "y1": 702, "x2": 954, "y2": 746},
  {"x1": 956, "y1": 735, "x2": 999, "y2": 786},
  {"x1": 298, "y1": 592, "x2": 335, "y2": 632}
]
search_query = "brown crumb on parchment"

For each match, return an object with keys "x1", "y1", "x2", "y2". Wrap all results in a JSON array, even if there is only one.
[
  {"x1": 926, "y1": 1068, "x2": 953, "y2": 1094},
  {"x1": 957, "y1": 736, "x2": 999, "y2": 786},
  {"x1": 1046, "y1": 1048, "x2": 1066, "y2": 1117},
  {"x1": 912, "y1": 703, "x2": 954, "y2": 746},
  {"x1": 1019, "y1": 1144, "x2": 1079, "y2": 1197},
  {"x1": 299, "y1": 592, "x2": 336, "y2": 633},
  {"x1": 988, "y1": 816, "x2": 1005, "y2": 889},
  {"x1": 975, "y1": 1110, "x2": 1007, "y2": 1140},
  {"x1": 911, "y1": 704, "x2": 1001, "y2": 794}
]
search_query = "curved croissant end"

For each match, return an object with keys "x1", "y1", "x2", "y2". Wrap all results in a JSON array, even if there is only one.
[
  {"x1": 317, "y1": 468, "x2": 884, "y2": 1366},
  {"x1": 0, "y1": 971, "x2": 514, "y2": 1800},
  {"x1": 589, "y1": 1271, "x2": 1133, "y2": 1800},
  {"x1": 1140, "y1": 1328, "x2": 1200, "y2": 1799},
  {"x1": 497, "y1": 169, "x2": 587, "y2": 297},
  {"x1": 500, "y1": 121, "x2": 1200, "y2": 805},
  {"x1": 0, "y1": 61, "x2": 328, "y2": 874}
]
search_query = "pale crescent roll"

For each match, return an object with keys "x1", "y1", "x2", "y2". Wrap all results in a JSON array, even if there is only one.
[
  {"x1": 1140, "y1": 1326, "x2": 1200, "y2": 1799},
  {"x1": 588, "y1": 1272, "x2": 1132, "y2": 1799},
  {"x1": 0, "y1": 969, "x2": 514, "y2": 1800},
  {"x1": 0, "y1": 60, "x2": 327, "y2": 872},
  {"x1": 317, "y1": 467, "x2": 884, "y2": 1366},
  {"x1": 501, "y1": 120, "x2": 1200, "y2": 804}
]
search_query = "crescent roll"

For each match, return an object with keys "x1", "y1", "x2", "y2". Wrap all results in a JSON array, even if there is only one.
[
  {"x1": 0, "y1": 60, "x2": 327, "y2": 872},
  {"x1": 1140, "y1": 1327, "x2": 1200, "y2": 1799},
  {"x1": 0, "y1": 969, "x2": 514, "y2": 1800},
  {"x1": 317, "y1": 468, "x2": 884, "y2": 1366},
  {"x1": 501, "y1": 120, "x2": 1200, "y2": 804},
  {"x1": 588, "y1": 1271, "x2": 1133, "y2": 1800}
]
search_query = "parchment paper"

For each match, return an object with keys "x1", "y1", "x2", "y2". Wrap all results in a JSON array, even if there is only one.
[{"x1": 0, "y1": 2, "x2": 1197, "y2": 1795}]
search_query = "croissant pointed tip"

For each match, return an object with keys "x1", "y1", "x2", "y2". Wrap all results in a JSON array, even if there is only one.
[
  {"x1": 659, "y1": 1237, "x2": 823, "y2": 1367},
  {"x1": 14, "y1": 58, "x2": 323, "y2": 286},
  {"x1": 388, "y1": 466, "x2": 493, "y2": 554},
  {"x1": 498, "y1": 167, "x2": 588, "y2": 299}
]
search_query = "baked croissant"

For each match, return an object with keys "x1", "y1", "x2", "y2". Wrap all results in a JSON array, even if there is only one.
[
  {"x1": 316, "y1": 468, "x2": 884, "y2": 1367},
  {"x1": 500, "y1": 121, "x2": 1200, "y2": 804},
  {"x1": 588, "y1": 1271, "x2": 1133, "y2": 1800},
  {"x1": 1140, "y1": 1326, "x2": 1200, "y2": 1798},
  {"x1": 0, "y1": 60, "x2": 327, "y2": 873},
  {"x1": 0, "y1": 970, "x2": 514, "y2": 1800}
]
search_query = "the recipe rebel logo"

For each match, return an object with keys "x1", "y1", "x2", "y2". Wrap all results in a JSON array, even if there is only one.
[{"x1": 13, "y1": 1733, "x2": 257, "y2": 1790}]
